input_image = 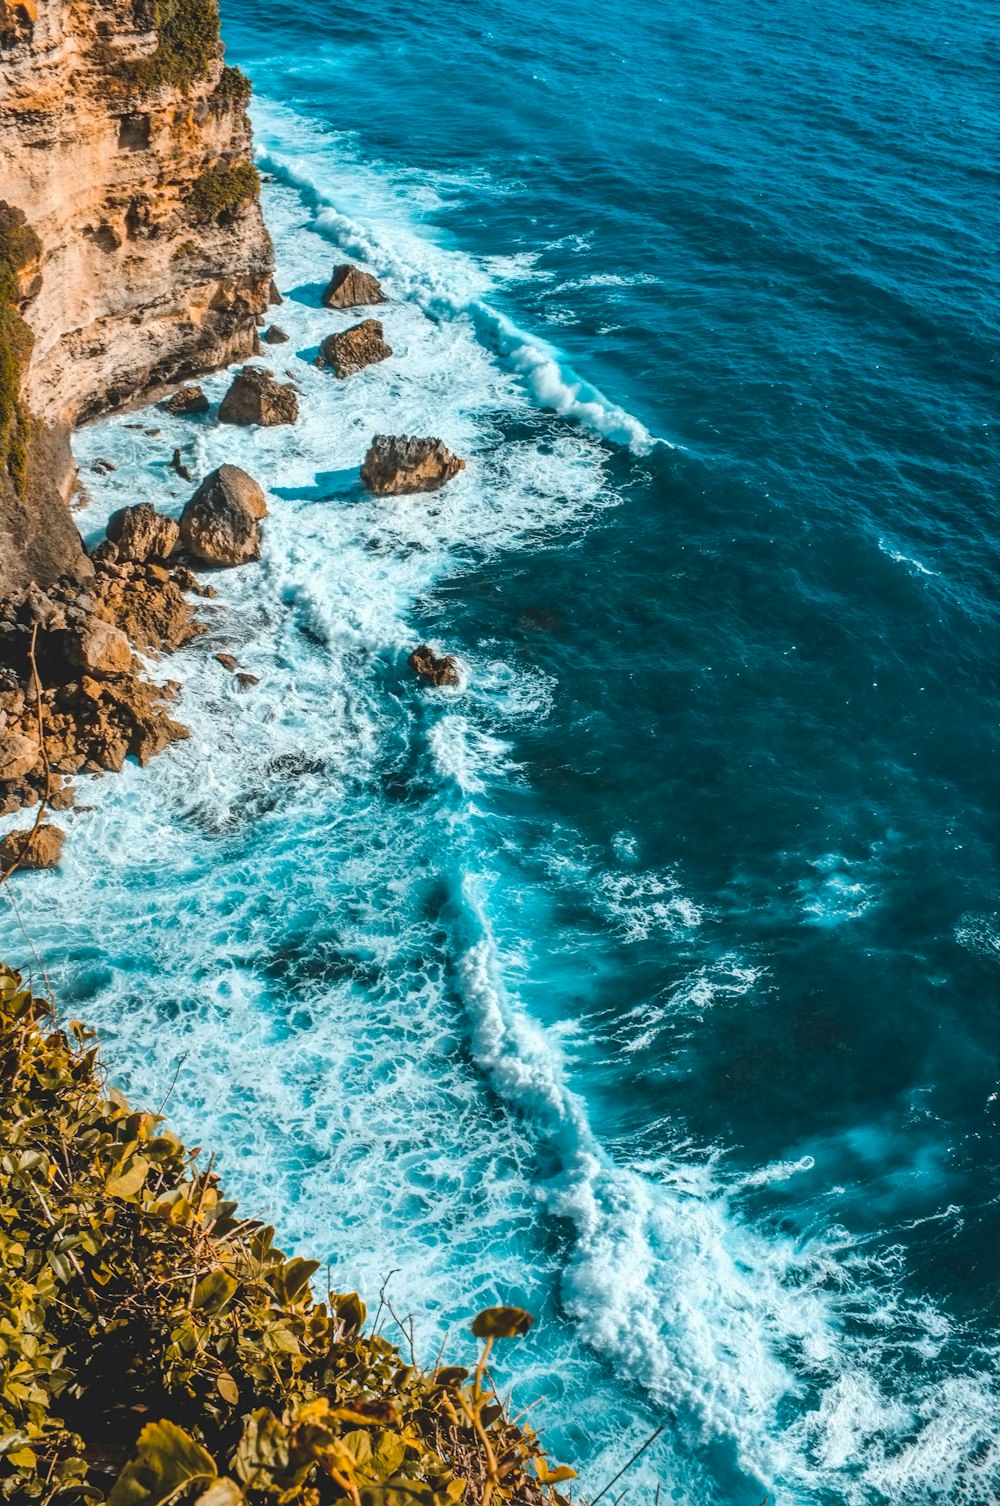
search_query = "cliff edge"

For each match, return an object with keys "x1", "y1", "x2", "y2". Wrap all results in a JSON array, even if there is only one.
[{"x1": 0, "y1": 0, "x2": 274, "y2": 591}]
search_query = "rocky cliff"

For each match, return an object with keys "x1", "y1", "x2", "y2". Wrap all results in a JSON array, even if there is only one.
[{"x1": 0, "y1": 0, "x2": 275, "y2": 591}]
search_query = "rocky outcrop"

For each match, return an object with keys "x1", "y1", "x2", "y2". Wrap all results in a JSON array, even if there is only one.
[
  {"x1": 218, "y1": 365, "x2": 298, "y2": 426},
  {"x1": 0, "y1": 824, "x2": 65, "y2": 872},
  {"x1": 408, "y1": 644, "x2": 460, "y2": 687},
  {"x1": 164, "y1": 386, "x2": 210, "y2": 417},
  {"x1": 322, "y1": 264, "x2": 385, "y2": 309},
  {"x1": 361, "y1": 435, "x2": 466, "y2": 495},
  {"x1": 179, "y1": 464, "x2": 267, "y2": 565},
  {"x1": 321, "y1": 320, "x2": 392, "y2": 379},
  {"x1": 262, "y1": 324, "x2": 289, "y2": 345},
  {"x1": 0, "y1": 0, "x2": 274, "y2": 588},
  {"x1": 105, "y1": 502, "x2": 179, "y2": 564}
]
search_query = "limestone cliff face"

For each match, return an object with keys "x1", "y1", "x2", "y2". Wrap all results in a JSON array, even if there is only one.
[{"x1": 0, "y1": 0, "x2": 275, "y2": 590}]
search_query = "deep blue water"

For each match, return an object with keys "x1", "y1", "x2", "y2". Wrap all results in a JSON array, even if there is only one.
[{"x1": 4, "y1": 0, "x2": 999, "y2": 1500}]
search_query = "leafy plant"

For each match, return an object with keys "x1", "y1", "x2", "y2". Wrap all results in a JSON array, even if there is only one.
[
  {"x1": 186, "y1": 163, "x2": 260, "y2": 224},
  {"x1": 123, "y1": 0, "x2": 221, "y2": 92},
  {"x1": 214, "y1": 66, "x2": 252, "y2": 108},
  {"x1": 0, "y1": 964, "x2": 574, "y2": 1506},
  {"x1": 0, "y1": 203, "x2": 39, "y2": 493}
]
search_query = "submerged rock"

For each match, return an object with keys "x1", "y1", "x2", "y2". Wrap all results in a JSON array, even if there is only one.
[
  {"x1": 164, "y1": 385, "x2": 210, "y2": 416},
  {"x1": 361, "y1": 435, "x2": 465, "y2": 496},
  {"x1": 0, "y1": 824, "x2": 65, "y2": 873},
  {"x1": 320, "y1": 319, "x2": 393, "y2": 379},
  {"x1": 408, "y1": 644, "x2": 461, "y2": 687},
  {"x1": 106, "y1": 502, "x2": 179, "y2": 564},
  {"x1": 262, "y1": 324, "x2": 289, "y2": 345},
  {"x1": 218, "y1": 365, "x2": 299, "y2": 427},
  {"x1": 322, "y1": 263, "x2": 386, "y2": 309},
  {"x1": 180, "y1": 464, "x2": 268, "y2": 566}
]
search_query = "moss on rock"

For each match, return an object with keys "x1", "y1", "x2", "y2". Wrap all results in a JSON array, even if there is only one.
[
  {"x1": 0, "y1": 203, "x2": 39, "y2": 494},
  {"x1": 187, "y1": 161, "x2": 261, "y2": 223}
]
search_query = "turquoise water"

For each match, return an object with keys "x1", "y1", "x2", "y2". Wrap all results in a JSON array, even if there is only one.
[{"x1": 3, "y1": 0, "x2": 999, "y2": 1501}]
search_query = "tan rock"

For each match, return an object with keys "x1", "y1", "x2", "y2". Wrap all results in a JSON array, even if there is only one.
[
  {"x1": 361, "y1": 435, "x2": 466, "y2": 496},
  {"x1": 0, "y1": 824, "x2": 65, "y2": 872},
  {"x1": 322, "y1": 264, "x2": 386, "y2": 309},
  {"x1": 321, "y1": 319, "x2": 392, "y2": 379},
  {"x1": 164, "y1": 386, "x2": 210, "y2": 416},
  {"x1": 408, "y1": 645, "x2": 461, "y2": 687},
  {"x1": 180, "y1": 464, "x2": 268, "y2": 566},
  {"x1": 105, "y1": 503, "x2": 179, "y2": 563},
  {"x1": 71, "y1": 619, "x2": 132, "y2": 678},
  {"x1": 218, "y1": 365, "x2": 298, "y2": 426},
  {"x1": 0, "y1": 731, "x2": 40, "y2": 781}
]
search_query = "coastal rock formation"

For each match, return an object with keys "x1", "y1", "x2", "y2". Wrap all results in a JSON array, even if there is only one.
[
  {"x1": 0, "y1": 0, "x2": 274, "y2": 589},
  {"x1": 262, "y1": 324, "x2": 289, "y2": 345},
  {"x1": 164, "y1": 386, "x2": 210, "y2": 417},
  {"x1": 0, "y1": 553, "x2": 200, "y2": 814},
  {"x1": 180, "y1": 464, "x2": 267, "y2": 565},
  {"x1": 0, "y1": 824, "x2": 65, "y2": 872},
  {"x1": 105, "y1": 503, "x2": 179, "y2": 563},
  {"x1": 408, "y1": 644, "x2": 461, "y2": 687},
  {"x1": 218, "y1": 365, "x2": 299, "y2": 426},
  {"x1": 361, "y1": 435, "x2": 466, "y2": 495},
  {"x1": 322, "y1": 263, "x2": 386, "y2": 309},
  {"x1": 321, "y1": 320, "x2": 393, "y2": 379}
]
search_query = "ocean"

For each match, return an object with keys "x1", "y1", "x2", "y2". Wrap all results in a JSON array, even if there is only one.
[{"x1": 2, "y1": 0, "x2": 998, "y2": 1500}]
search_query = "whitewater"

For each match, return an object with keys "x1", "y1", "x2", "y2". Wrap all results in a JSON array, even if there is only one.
[{"x1": 2, "y1": 97, "x2": 998, "y2": 1506}]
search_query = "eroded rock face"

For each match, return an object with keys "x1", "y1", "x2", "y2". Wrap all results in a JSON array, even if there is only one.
[
  {"x1": 164, "y1": 386, "x2": 210, "y2": 416},
  {"x1": 0, "y1": 824, "x2": 65, "y2": 872},
  {"x1": 218, "y1": 366, "x2": 298, "y2": 426},
  {"x1": 408, "y1": 645, "x2": 461, "y2": 687},
  {"x1": 70, "y1": 619, "x2": 132, "y2": 678},
  {"x1": 180, "y1": 464, "x2": 267, "y2": 566},
  {"x1": 105, "y1": 503, "x2": 179, "y2": 563},
  {"x1": 321, "y1": 320, "x2": 393, "y2": 379},
  {"x1": 360, "y1": 435, "x2": 466, "y2": 496},
  {"x1": 322, "y1": 264, "x2": 386, "y2": 309}
]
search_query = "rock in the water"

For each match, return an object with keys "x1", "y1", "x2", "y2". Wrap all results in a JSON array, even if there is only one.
[
  {"x1": 164, "y1": 385, "x2": 210, "y2": 416},
  {"x1": 70, "y1": 619, "x2": 132, "y2": 678},
  {"x1": 262, "y1": 324, "x2": 289, "y2": 345},
  {"x1": 215, "y1": 652, "x2": 238, "y2": 671},
  {"x1": 0, "y1": 824, "x2": 65, "y2": 872},
  {"x1": 320, "y1": 320, "x2": 393, "y2": 379},
  {"x1": 408, "y1": 644, "x2": 461, "y2": 687},
  {"x1": 218, "y1": 365, "x2": 299, "y2": 427},
  {"x1": 106, "y1": 503, "x2": 179, "y2": 564},
  {"x1": 0, "y1": 732, "x2": 40, "y2": 781},
  {"x1": 361, "y1": 435, "x2": 465, "y2": 496},
  {"x1": 180, "y1": 464, "x2": 268, "y2": 566},
  {"x1": 322, "y1": 263, "x2": 386, "y2": 309}
]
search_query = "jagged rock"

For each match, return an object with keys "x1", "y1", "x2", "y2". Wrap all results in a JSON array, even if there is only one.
[
  {"x1": 70, "y1": 619, "x2": 132, "y2": 678},
  {"x1": 235, "y1": 671, "x2": 259, "y2": 690},
  {"x1": 361, "y1": 435, "x2": 466, "y2": 496},
  {"x1": 268, "y1": 278, "x2": 283, "y2": 306},
  {"x1": 262, "y1": 325, "x2": 289, "y2": 345},
  {"x1": 321, "y1": 320, "x2": 393, "y2": 379},
  {"x1": 322, "y1": 264, "x2": 386, "y2": 309},
  {"x1": 171, "y1": 448, "x2": 193, "y2": 481},
  {"x1": 164, "y1": 386, "x2": 210, "y2": 416},
  {"x1": 180, "y1": 464, "x2": 268, "y2": 566},
  {"x1": 408, "y1": 644, "x2": 461, "y2": 687},
  {"x1": 215, "y1": 652, "x2": 238, "y2": 671},
  {"x1": 106, "y1": 503, "x2": 179, "y2": 563},
  {"x1": 218, "y1": 365, "x2": 298, "y2": 426},
  {"x1": 0, "y1": 824, "x2": 65, "y2": 872},
  {"x1": 0, "y1": 731, "x2": 40, "y2": 780}
]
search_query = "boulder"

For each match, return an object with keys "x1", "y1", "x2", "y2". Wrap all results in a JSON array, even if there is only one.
[
  {"x1": 321, "y1": 319, "x2": 393, "y2": 379},
  {"x1": 322, "y1": 263, "x2": 386, "y2": 309},
  {"x1": 262, "y1": 324, "x2": 289, "y2": 345},
  {"x1": 105, "y1": 503, "x2": 179, "y2": 563},
  {"x1": 0, "y1": 824, "x2": 65, "y2": 872},
  {"x1": 408, "y1": 645, "x2": 460, "y2": 687},
  {"x1": 164, "y1": 385, "x2": 210, "y2": 416},
  {"x1": 0, "y1": 732, "x2": 39, "y2": 781},
  {"x1": 218, "y1": 365, "x2": 299, "y2": 427},
  {"x1": 179, "y1": 465, "x2": 268, "y2": 567},
  {"x1": 70, "y1": 619, "x2": 132, "y2": 678},
  {"x1": 360, "y1": 435, "x2": 466, "y2": 496},
  {"x1": 215, "y1": 652, "x2": 238, "y2": 671}
]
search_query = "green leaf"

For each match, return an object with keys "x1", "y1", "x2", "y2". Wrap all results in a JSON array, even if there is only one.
[
  {"x1": 195, "y1": 1481, "x2": 243, "y2": 1506},
  {"x1": 234, "y1": 1410, "x2": 289, "y2": 1485},
  {"x1": 192, "y1": 1270, "x2": 238, "y2": 1313},
  {"x1": 534, "y1": 1461, "x2": 578, "y2": 1485},
  {"x1": 105, "y1": 1156, "x2": 150, "y2": 1199},
  {"x1": 108, "y1": 1419, "x2": 217, "y2": 1506},
  {"x1": 470, "y1": 1306, "x2": 534, "y2": 1339},
  {"x1": 216, "y1": 1373, "x2": 239, "y2": 1405}
]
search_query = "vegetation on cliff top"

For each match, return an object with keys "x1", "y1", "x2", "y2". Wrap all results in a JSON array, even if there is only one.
[
  {"x1": 0, "y1": 965, "x2": 577, "y2": 1505},
  {"x1": 125, "y1": 0, "x2": 220, "y2": 91},
  {"x1": 0, "y1": 203, "x2": 39, "y2": 495},
  {"x1": 187, "y1": 163, "x2": 261, "y2": 224}
]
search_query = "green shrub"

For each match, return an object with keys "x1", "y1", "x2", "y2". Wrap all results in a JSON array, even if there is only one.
[
  {"x1": 124, "y1": 0, "x2": 221, "y2": 92},
  {"x1": 0, "y1": 965, "x2": 572, "y2": 1506},
  {"x1": 0, "y1": 204, "x2": 38, "y2": 494},
  {"x1": 214, "y1": 64, "x2": 252, "y2": 107},
  {"x1": 187, "y1": 161, "x2": 260, "y2": 224}
]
